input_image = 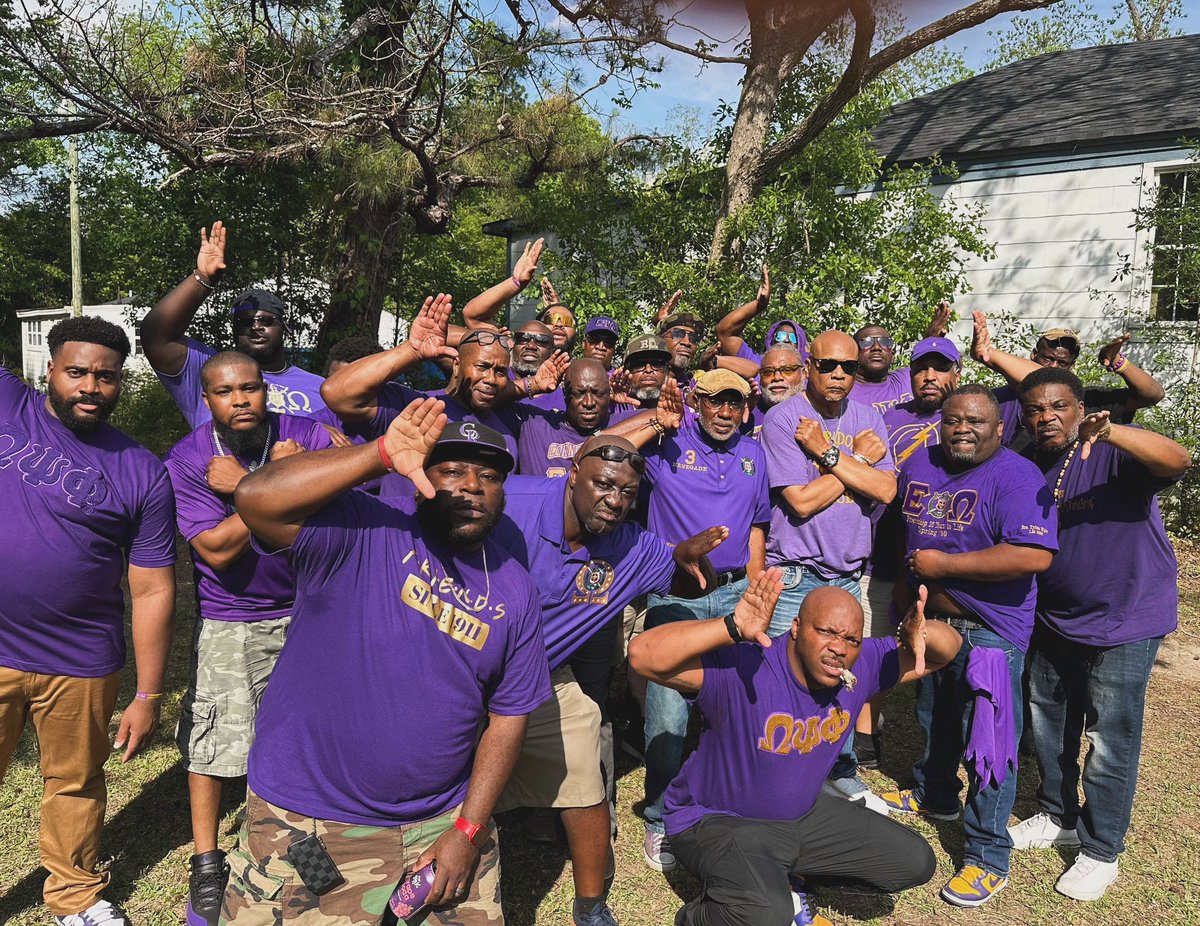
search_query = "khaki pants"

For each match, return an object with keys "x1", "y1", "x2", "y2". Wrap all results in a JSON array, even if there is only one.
[{"x1": 0, "y1": 667, "x2": 120, "y2": 916}]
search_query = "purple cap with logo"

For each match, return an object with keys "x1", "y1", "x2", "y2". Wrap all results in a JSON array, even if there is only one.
[
  {"x1": 584, "y1": 316, "x2": 620, "y2": 338},
  {"x1": 910, "y1": 336, "x2": 961, "y2": 365}
]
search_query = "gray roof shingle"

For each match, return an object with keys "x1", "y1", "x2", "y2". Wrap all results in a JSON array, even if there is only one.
[{"x1": 872, "y1": 34, "x2": 1200, "y2": 165}]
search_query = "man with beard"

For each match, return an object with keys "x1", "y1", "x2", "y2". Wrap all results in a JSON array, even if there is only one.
[
  {"x1": 612, "y1": 335, "x2": 672, "y2": 410},
  {"x1": 850, "y1": 302, "x2": 952, "y2": 416},
  {"x1": 0, "y1": 317, "x2": 176, "y2": 926},
  {"x1": 517, "y1": 360, "x2": 632, "y2": 477},
  {"x1": 164, "y1": 352, "x2": 334, "y2": 926},
  {"x1": 141, "y1": 222, "x2": 338, "y2": 428},
  {"x1": 537, "y1": 277, "x2": 578, "y2": 353},
  {"x1": 1008, "y1": 368, "x2": 1188, "y2": 901},
  {"x1": 226, "y1": 400, "x2": 551, "y2": 926},
  {"x1": 580, "y1": 316, "x2": 621, "y2": 371},
  {"x1": 512, "y1": 320, "x2": 562, "y2": 410},
  {"x1": 613, "y1": 370, "x2": 770, "y2": 873},
  {"x1": 492, "y1": 436, "x2": 726, "y2": 926},
  {"x1": 659, "y1": 311, "x2": 704, "y2": 392},
  {"x1": 760, "y1": 330, "x2": 897, "y2": 813},
  {"x1": 744, "y1": 344, "x2": 806, "y2": 439},
  {"x1": 631, "y1": 581, "x2": 962, "y2": 926},
  {"x1": 880, "y1": 385, "x2": 1057, "y2": 908}
]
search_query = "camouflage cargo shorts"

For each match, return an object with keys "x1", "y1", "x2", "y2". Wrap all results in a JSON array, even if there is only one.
[
  {"x1": 221, "y1": 788, "x2": 504, "y2": 926},
  {"x1": 176, "y1": 616, "x2": 290, "y2": 777}
]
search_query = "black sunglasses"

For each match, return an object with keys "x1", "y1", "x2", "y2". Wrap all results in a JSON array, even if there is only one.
[
  {"x1": 812, "y1": 358, "x2": 860, "y2": 375},
  {"x1": 857, "y1": 336, "x2": 895, "y2": 350},
  {"x1": 665, "y1": 327, "x2": 698, "y2": 343},
  {"x1": 699, "y1": 393, "x2": 747, "y2": 411},
  {"x1": 914, "y1": 356, "x2": 958, "y2": 373},
  {"x1": 1040, "y1": 336, "x2": 1079, "y2": 353},
  {"x1": 585, "y1": 332, "x2": 618, "y2": 346},
  {"x1": 232, "y1": 312, "x2": 282, "y2": 329},
  {"x1": 514, "y1": 331, "x2": 553, "y2": 347},
  {"x1": 625, "y1": 356, "x2": 668, "y2": 372},
  {"x1": 580, "y1": 445, "x2": 646, "y2": 473},
  {"x1": 460, "y1": 330, "x2": 513, "y2": 349}
]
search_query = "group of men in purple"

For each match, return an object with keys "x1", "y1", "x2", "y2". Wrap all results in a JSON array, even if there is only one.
[{"x1": 0, "y1": 217, "x2": 1187, "y2": 926}]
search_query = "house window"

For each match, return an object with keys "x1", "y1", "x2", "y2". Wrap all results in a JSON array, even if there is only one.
[
  {"x1": 28, "y1": 320, "x2": 42, "y2": 346},
  {"x1": 1149, "y1": 169, "x2": 1200, "y2": 322}
]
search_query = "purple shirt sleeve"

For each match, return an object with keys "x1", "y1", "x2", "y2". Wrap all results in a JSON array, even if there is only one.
[
  {"x1": 994, "y1": 478, "x2": 1059, "y2": 552},
  {"x1": 763, "y1": 404, "x2": 813, "y2": 489},
  {"x1": 735, "y1": 341, "x2": 762, "y2": 365},
  {"x1": 165, "y1": 455, "x2": 227, "y2": 541},
  {"x1": 154, "y1": 338, "x2": 217, "y2": 429},
  {"x1": 127, "y1": 466, "x2": 178, "y2": 568}
]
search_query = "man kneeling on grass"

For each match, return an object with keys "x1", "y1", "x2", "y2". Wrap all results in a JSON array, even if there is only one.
[{"x1": 629, "y1": 578, "x2": 961, "y2": 926}]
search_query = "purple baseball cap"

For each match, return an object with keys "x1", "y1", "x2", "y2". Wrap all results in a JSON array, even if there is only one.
[
  {"x1": 910, "y1": 336, "x2": 961, "y2": 365},
  {"x1": 584, "y1": 316, "x2": 620, "y2": 338}
]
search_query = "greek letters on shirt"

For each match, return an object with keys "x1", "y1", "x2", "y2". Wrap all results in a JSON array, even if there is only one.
[
  {"x1": 757, "y1": 707, "x2": 851, "y2": 756},
  {"x1": 0, "y1": 421, "x2": 110, "y2": 513},
  {"x1": 399, "y1": 549, "x2": 506, "y2": 652},
  {"x1": 901, "y1": 480, "x2": 980, "y2": 540},
  {"x1": 266, "y1": 381, "x2": 314, "y2": 415}
]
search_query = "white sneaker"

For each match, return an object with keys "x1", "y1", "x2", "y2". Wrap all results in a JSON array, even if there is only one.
[
  {"x1": 821, "y1": 776, "x2": 890, "y2": 816},
  {"x1": 1009, "y1": 812, "x2": 1081, "y2": 849},
  {"x1": 54, "y1": 900, "x2": 130, "y2": 926},
  {"x1": 643, "y1": 823, "x2": 676, "y2": 872},
  {"x1": 1055, "y1": 853, "x2": 1119, "y2": 901}
]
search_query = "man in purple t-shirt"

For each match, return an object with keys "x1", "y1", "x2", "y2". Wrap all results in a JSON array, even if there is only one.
[
  {"x1": 630, "y1": 577, "x2": 963, "y2": 926},
  {"x1": 850, "y1": 302, "x2": 952, "y2": 416},
  {"x1": 228, "y1": 400, "x2": 551, "y2": 926},
  {"x1": 164, "y1": 352, "x2": 333, "y2": 926},
  {"x1": 1008, "y1": 368, "x2": 1189, "y2": 901},
  {"x1": 140, "y1": 222, "x2": 339, "y2": 429},
  {"x1": 580, "y1": 316, "x2": 621, "y2": 371},
  {"x1": 881, "y1": 384, "x2": 1058, "y2": 908},
  {"x1": 0, "y1": 318, "x2": 176, "y2": 926}
]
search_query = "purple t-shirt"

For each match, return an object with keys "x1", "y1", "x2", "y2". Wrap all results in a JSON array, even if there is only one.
[
  {"x1": 0, "y1": 369, "x2": 176, "y2": 677},
  {"x1": 664, "y1": 636, "x2": 900, "y2": 835},
  {"x1": 642, "y1": 421, "x2": 770, "y2": 574},
  {"x1": 494, "y1": 476, "x2": 677, "y2": 669},
  {"x1": 165, "y1": 413, "x2": 333, "y2": 622},
  {"x1": 1027, "y1": 437, "x2": 1181, "y2": 646},
  {"x1": 526, "y1": 386, "x2": 564, "y2": 412},
  {"x1": 762, "y1": 392, "x2": 894, "y2": 577},
  {"x1": 369, "y1": 384, "x2": 518, "y2": 457},
  {"x1": 898, "y1": 446, "x2": 1058, "y2": 650},
  {"x1": 516, "y1": 405, "x2": 635, "y2": 478},
  {"x1": 155, "y1": 337, "x2": 337, "y2": 429},
  {"x1": 248, "y1": 489, "x2": 552, "y2": 825},
  {"x1": 851, "y1": 368, "x2": 912, "y2": 416}
]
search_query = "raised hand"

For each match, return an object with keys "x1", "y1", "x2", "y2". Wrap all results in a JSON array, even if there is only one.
[
  {"x1": 732, "y1": 566, "x2": 784, "y2": 647},
  {"x1": 852, "y1": 428, "x2": 886, "y2": 465},
  {"x1": 655, "y1": 289, "x2": 683, "y2": 325},
  {"x1": 673, "y1": 525, "x2": 728, "y2": 591},
  {"x1": 926, "y1": 299, "x2": 952, "y2": 338},
  {"x1": 270, "y1": 439, "x2": 304, "y2": 461},
  {"x1": 899, "y1": 584, "x2": 929, "y2": 676},
  {"x1": 408, "y1": 293, "x2": 457, "y2": 361},
  {"x1": 533, "y1": 350, "x2": 570, "y2": 394},
  {"x1": 758, "y1": 262, "x2": 770, "y2": 302},
  {"x1": 513, "y1": 238, "x2": 545, "y2": 286},
  {"x1": 609, "y1": 367, "x2": 639, "y2": 407},
  {"x1": 197, "y1": 222, "x2": 227, "y2": 282},
  {"x1": 655, "y1": 376, "x2": 684, "y2": 432},
  {"x1": 795, "y1": 418, "x2": 832, "y2": 457},
  {"x1": 970, "y1": 310, "x2": 992, "y2": 365},
  {"x1": 1078, "y1": 410, "x2": 1112, "y2": 460},
  {"x1": 382, "y1": 398, "x2": 448, "y2": 498},
  {"x1": 540, "y1": 276, "x2": 562, "y2": 308},
  {"x1": 206, "y1": 455, "x2": 248, "y2": 495},
  {"x1": 1098, "y1": 332, "x2": 1132, "y2": 370},
  {"x1": 696, "y1": 343, "x2": 720, "y2": 371}
]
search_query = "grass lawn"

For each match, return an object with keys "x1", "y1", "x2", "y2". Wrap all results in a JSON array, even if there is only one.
[{"x1": 3, "y1": 540, "x2": 1200, "y2": 925}]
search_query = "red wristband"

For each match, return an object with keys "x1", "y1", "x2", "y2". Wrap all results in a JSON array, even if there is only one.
[
  {"x1": 453, "y1": 816, "x2": 487, "y2": 848},
  {"x1": 376, "y1": 436, "x2": 394, "y2": 472}
]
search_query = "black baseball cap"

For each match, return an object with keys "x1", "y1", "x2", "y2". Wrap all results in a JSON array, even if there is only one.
[
  {"x1": 230, "y1": 288, "x2": 286, "y2": 318},
  {"x1": 427, "y1": 420, "x2": 515, "y2": 475}
]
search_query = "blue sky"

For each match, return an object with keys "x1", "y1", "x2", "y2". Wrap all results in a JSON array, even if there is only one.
[{"x1": 583, "y1": 0, "x2": 1200, "y2": 134}]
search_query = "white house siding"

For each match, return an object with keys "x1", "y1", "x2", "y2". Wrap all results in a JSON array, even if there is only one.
[{"x1": 17, "y1": 304, "x2": 150, "y2": 384}]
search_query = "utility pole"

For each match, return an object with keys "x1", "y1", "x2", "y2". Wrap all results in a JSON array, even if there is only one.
[{"x1": 68, "y1": 120, "x2": 82, "y2": 316}]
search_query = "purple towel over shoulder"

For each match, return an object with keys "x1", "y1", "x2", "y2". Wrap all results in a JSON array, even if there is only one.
[{"x1": 964, "y1": 646, "x2": 1016, "y2": 789}]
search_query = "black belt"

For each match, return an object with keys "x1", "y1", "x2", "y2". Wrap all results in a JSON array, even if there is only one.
[
  {"x1": 714, "y1": 567, "x2": 747, "y2": 588},
  {"x1": 931, "y1": 613, "x2": 986, "y2": 633}
]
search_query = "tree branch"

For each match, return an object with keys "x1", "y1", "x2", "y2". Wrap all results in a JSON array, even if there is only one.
[{"x1": 0, "y1": 114, "x2": 113, "y2": 142}]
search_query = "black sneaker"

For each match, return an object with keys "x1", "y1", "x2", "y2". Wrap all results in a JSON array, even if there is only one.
[
  {"x1": 187, "y1": 849, "x2": 229, "y2": 926},
  {"x1": 856, "y1": 733, "x2": 882, "y2": 770}
]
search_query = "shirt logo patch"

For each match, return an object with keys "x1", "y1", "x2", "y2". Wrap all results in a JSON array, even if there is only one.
[
  {"x1": 266, "y1": 382, "x2": 313, "y2": 415},
  {"x1": 740, "y1": 457, "x2": 756, "y2": 476},
  {"x1": 573, "y1": 559, "x2": 616, "y2": 605},
  {"x1": 757, "y1": 708, "x2": 851, "y2": 756}
]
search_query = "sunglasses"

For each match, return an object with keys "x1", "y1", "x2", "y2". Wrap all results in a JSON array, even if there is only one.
[
  {"x1": 812, "y1": 358, "x2": 861, "y2": 375},
  {"x1": 543, "y1": 312, "x2": 575, "y2": 327},
  {"x1": 1040, "y1": 336, "x2": 1079, "y2": 353},
  {"x1": 772, "y1": 330, "x2": 799, "y2": 345},
  {"x1": 580, "y1": 444, "x2": 646, "y2": 473},
  {"x1": 459, "y1": 330, "x2": 513, "y2": 349},
  {"x1": 858, "y1": 336, "x2": 895, "y2": 350},
  {"x1": 665, "y1": 327, "x2": 698, "y2": 343},
  {"x1": 760, "y1": 363, "x2": 802, "y2": 378},
  {"x1": 514, "y1": 332, "x2": 553, "y2": 347},
  {"x1": 585, "y1": 332, "x2": 618, "y2": 346},
  {"x1": 626, "y1": 357, "x2": 667, "y2": 372},
  {"x1": 699, "y1": 393, "x2": 747, "y2": 411},
  {"x1": 232, "y1": 312, "x2": 282, "y2": 329}
]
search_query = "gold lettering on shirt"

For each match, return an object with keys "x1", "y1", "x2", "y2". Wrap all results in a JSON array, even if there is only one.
[
  {"x1": 756, "y1": 708, "x2": 851, "y2": 756},
  {"x1": 401, "y1": 573, "x2": 490, "y2": 651}
]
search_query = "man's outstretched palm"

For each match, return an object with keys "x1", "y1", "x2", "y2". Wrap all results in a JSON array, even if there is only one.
[
  {"x1": 383, "y1": 398, "x2": 448, "y2": 498},
  {"x1": 733, "y1": 568, "x2": 783, "y2": 647},
  {"x1": 198, "y1": 222, "x2": 227, "y2": 281}
]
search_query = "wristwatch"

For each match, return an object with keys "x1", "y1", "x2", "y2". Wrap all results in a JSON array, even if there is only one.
[{"x1": 819, "y1": 446, "x2": 841, "y2": 468}]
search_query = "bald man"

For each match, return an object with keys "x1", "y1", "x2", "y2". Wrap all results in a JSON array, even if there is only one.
[
  {"x1": 492, "y1": 435, "x2": 727, "y2": 926},
  {"x1": 631, "y1": 581, "x2": 961, "y2": 926},
  {"x1": 759, "y1": 330, "x2": 897, "y2": 812}
]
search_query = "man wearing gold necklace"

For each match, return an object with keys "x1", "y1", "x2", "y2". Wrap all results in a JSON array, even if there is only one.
[{"x1": 1009, "y1": 367, "x2": 1190, "y2": 902}]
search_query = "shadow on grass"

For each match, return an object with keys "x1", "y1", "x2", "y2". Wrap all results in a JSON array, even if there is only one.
[{"x1": 494, "y1": 809, "x2": 570, "y2": 926}]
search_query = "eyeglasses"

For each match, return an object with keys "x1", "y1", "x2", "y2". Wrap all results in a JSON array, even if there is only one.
[
  {"x1": 699, "y1": 393, "x2": 747, "y2": 412},
  {"x1": 857, "y1": 336, "x2": 895, "y2": 350},
  {"x1": 759, "y1": 363, "x2": 802, "y2": 378},
  {"x1": 772, "y1": 330, "x2": 799, "y2": 345},
  {"x1": 812, "y1": 358, "x2": 860, "y2": 375},
  {"x1": 232, "y1": 312, "x2": 282, "y2": 330},
  {"x1": 514, "y1": 332, "x2": 553, "y2": 347},
  {"x1": 625, "y1": 356, "x2": 667, "y2": 372},
  {"x1": 459, "y1": 330, "x2": 513, "y2": 349},
  {"x1": 665, "y1": 327, "x2": 698, "y2": 343},
  {"x1": 584, "y1": 333, "x2": 618, "y2": 347},
  {"x1": 580, "y1": 445, "x2": 646, "y2": 474}
]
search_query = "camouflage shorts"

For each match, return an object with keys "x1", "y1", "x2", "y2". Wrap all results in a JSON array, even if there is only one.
[
  {"x1": 176, "y1": 616, "x2": 290, "y2": 777},
  {"x1": 221, "y1": 789, "x2": 503, "y2": 926}
]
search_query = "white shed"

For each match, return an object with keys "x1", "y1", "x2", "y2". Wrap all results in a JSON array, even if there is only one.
[{"x1": 16, "y1": 300, "x2": 151, "y2": 383}]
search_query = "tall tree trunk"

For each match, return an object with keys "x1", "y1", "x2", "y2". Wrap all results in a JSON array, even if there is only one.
[{"x1": 315, "y1": 197, "x2": 408, "y2": 366}]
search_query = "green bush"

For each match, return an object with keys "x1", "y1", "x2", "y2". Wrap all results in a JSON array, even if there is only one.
[{"x1": 110, "y1": 370, "x2": 189, "y2": 458}]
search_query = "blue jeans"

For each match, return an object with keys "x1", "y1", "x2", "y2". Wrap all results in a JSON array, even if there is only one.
[
  {"x1": 768, "y1": 564, "x2": 862, "y2": 781},
  {"x1": 1027, "y1": 626, "x2": 1161, "y2": 863},
  {"x1": 912, "y1": 625, "x2": 1024, "y2": 877},
  {"x1": 642, "y1": 578, "x2": 749, "y2": 832}
]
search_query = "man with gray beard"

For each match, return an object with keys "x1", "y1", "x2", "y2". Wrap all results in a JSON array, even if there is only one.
[
  {"x1": 744, "y1": 343, "x2": 806, "y2": 440},
  {"x1": 514, "y1": 320, "x2": 562, "y2": 410},
  {"x1": 613, "y1": 335, "x2": 671, "y2": 410}
]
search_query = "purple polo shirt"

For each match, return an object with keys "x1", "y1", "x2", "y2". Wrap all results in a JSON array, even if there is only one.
[
  {"x1": 0, "y1": 369, "x2": 176, "y2": 677},
  {"x1": 165, "y1": 413, "x2": 333, "y2": 622},
  {"x1": 898, "y1": 445, "x2": 1058, "y2": 650},
  {"x1": 664, "y1": 636, "x2": 899, "y2": 835},
  {"x1": 1026, "y1": 435, "x2": 1181, "y2": 646},
  {"x1": 761, "y1": 391, "x2": 894, "y2": 577},
  {"x1": 516, "y1": 405, "x2": 635, "y2": 478},
  {"x1": 155, "y1": 337, "x2": 338, "y2": 429},
  {"x1": 642, "y1": 420, "x2": 770, "y2": 574},
  {"x1": 248, "y1": 489, "x2": 552, "y2": 826},
  {"x1": 494, "y1": 476, "x2": 677, "y2": 669},
  {"x1": 851, "y1": 368, "x2": 912, "y2": 416}
]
